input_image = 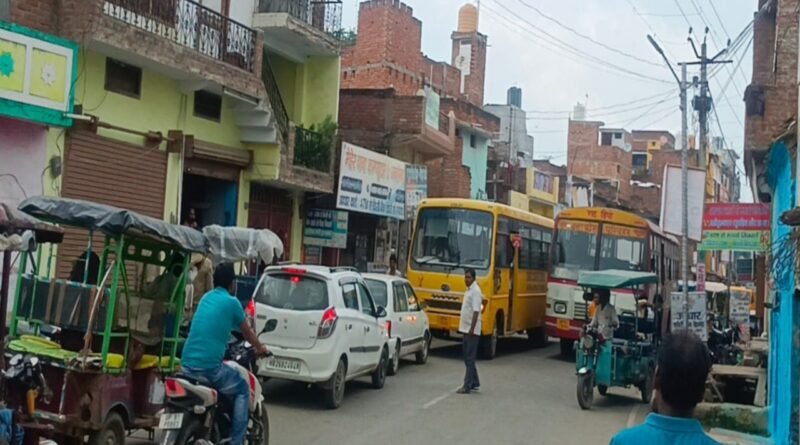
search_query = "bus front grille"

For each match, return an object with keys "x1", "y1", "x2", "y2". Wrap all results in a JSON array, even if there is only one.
[
  {"x1": 427, "y1": 299, "x2": 462, "y2": 311},
  {"x1": 574, "y1": 303, "x2": 587, "y2": 320}
]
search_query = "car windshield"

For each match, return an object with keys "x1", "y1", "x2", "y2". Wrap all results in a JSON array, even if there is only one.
[
  {"x1": 255, "y1": 273, "x2": 329, "y2": 311},
  {"x1": 411, "y1": 208, "x2": 493, "y2": 274},
  {"x1": 364, "y1": 279, "x2": 388, "y2": 308}
]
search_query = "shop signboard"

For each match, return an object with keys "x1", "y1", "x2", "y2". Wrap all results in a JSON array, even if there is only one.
[
  {"x1": 338, "y1": 142, "x2": 407, "y2": 220},
  {"x1": 730, "y1": 290, "x2": 751, "y2": 326},
  {"x1": 699, "y1": 203, "x2": 771, "y2": 252},
  {"x1": 303, "y1": 245, "x2": 322, "y2": 265},
  {"x1": 670, "y1": 291, "x2": 707, "y2": 341},
  {"x1": 696, "y1": 263, "x2": 706, "y2": 292},
  {"x1": 303, "y1": 208, "x2": 348, "y2": 249},
  {"x1": 0, "y1": 22, "x2": 78, "y2": 127},
  {"x1": 405, "y1": 165, "x2": 428, "y2": 219}
]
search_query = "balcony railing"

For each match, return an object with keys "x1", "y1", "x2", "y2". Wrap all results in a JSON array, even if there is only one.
[
  {"x1": 294, "y1": 127, "x2": 331, "y2": 172},
  {"x1": 104, "y1": 0, "x2": 257, "y2": 72},
  {"x1": 263, "y1": 57, "x2": 290, "y2": 139},
  {"x1": 257, "y1": 0, "x2": 343, "y2": 35}
]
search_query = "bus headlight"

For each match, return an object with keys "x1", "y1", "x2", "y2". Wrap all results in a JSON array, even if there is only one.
[{"x1": 554, "y1": 301, "x2": 567, "y2": 314}]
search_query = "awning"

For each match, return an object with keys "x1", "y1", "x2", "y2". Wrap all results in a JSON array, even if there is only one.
[{"x1": 188, "y1": 140, "x2": 252, "y2": 167}]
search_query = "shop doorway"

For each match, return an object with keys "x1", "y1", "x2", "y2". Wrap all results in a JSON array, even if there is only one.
[
  {"x1": 181, "y1": 173, "x2": 238, "y2": 228},
  {"x1": 249, "y1": 184, "x2": 292, "y2": 260}
]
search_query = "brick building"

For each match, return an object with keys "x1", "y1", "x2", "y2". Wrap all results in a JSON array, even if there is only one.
[
  {"x1": 339, "y1": 0, "x2": 499, "y2": 199},
  {"x1": 566, "y1": 120, "x2": 633, "y2": 203}
]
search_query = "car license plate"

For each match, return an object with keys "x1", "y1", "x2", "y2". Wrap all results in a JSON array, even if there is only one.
[
  {"x1": 266, "y1": 357, "x2": 301, "y2": 374},
  {"x1": 158, "y1": 413, "x2": 183, "y2": 430},
  {"x1": 557, "y1": 319, "x2": 571, "y2": 330}
]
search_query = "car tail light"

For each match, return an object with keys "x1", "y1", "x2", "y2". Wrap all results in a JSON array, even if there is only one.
[
  {"x1": 317, "y1": 307, "x2": 338, "y2": 339},
  {"x1": 165, "y1": 379, "x2": 187, "y2": 398},
  {"x1": 386, "y1": 320, "x2": 392, "y2": 338},
  {"x1": 246, "y1": 299, "x2": 256, "y2": 318},
  {"x1": 284, "y1": 268, "x2": 306, "y2": 275}
]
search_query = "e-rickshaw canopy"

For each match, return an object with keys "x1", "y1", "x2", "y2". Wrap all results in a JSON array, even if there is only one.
[
  {"x1": 18, "y1": 196, "x2": 206, "y2": 252},
  {"x1": 0, "y1": 202, "x2": 64, "y2": 249},
  {"x1": 577, "y1": 270, "x2": 659, "y2": 289}
]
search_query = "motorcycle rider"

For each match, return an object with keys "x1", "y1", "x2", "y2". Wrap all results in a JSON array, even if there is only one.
[{"x1": 181, "y1": 263, "x2": 269, "y2": 445}]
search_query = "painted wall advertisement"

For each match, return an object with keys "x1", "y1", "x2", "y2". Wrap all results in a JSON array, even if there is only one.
[
  {"x1": 405, "y1": 165, "x2": 428, "y2": 219},
  {"x1": 303, "y1": 208, "x2": 348, "y2": 249},
  {"x1": 670, "y1": 291, "x2": 707, "y2": 341},
  {"x1": 699, "y1": 203, "x2": 771, "y2": 252},
  {"x1": 337, "y1": 142, "x2": 407, "y2": 220}
]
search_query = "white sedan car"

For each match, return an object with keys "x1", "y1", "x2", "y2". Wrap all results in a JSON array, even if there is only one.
[
  {"x1": 253, "y1": 265, "x2": 391, "y2": 409},
  {"x1": 363, "y1": 274, "x2": 431, "y2": 375}
]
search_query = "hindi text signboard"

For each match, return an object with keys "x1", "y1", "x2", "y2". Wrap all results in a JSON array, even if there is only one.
[
  {"x1": 670, "y1": 291, "x2": 707, "y2": 341},
  {"x1": 303, "y1": 209, "x2": 348, "y2": 249},
  {"x1": 699, "y1": 203, "x2": 771, "y2": 252},
  {"x1": 337, "y1": 142, "x2": 407, "y2": 220}
]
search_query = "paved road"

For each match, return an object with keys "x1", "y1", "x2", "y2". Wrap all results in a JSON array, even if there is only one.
[{"x1": 133, "y1": 338, "x2": 649, "y2": 445}]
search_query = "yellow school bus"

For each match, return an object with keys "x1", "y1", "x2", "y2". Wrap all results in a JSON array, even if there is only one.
[{"x1": 406, "y1": 198, "x2": 554, "y2": 359}]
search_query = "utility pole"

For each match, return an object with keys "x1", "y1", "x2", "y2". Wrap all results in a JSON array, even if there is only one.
[{"x1": 687, "y1": 28, "x2": 732, "y2": 270}]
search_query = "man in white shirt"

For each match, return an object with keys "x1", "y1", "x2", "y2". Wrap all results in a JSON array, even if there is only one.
[
  {"x1": 457, "y1": 268, "x2": 483, "y2": 394},
  {"x1": 590, "y1": 289, "x2": 619, "y2": 339}
]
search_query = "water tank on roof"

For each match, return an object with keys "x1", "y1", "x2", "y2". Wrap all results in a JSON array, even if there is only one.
[
  {"x1": 458, "y1": 3, "x2": 479, "y2": 33},
  {"x1": 573, "y1": 103, "x2": 586, "y2": 121}
]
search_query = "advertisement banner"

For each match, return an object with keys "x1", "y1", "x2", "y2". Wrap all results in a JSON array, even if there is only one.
[
  {"x1": 699, "y1": 203, "x2": 771, "y2": 252},
  {"x1": 730, "y1": 290, "x2": 751, "y2": 326},
  {"x1": 670, "y1": 291, "x2": 707, "y2": 341},
  {"x1": 337, "y1": 142, "x2": 407, "y2": 220},
  {"x1": 696, "y1": 263, "x2": 706, "y2": 292},
  {"x1": 405, "y1": 165, "x2": 428, "y2": 219},
  {"x1": 303, "y1": 208, "x2": 348, "y2": 249}
]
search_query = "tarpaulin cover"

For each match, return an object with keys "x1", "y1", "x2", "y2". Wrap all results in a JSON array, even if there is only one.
[
  {"x1": 18, "y1": 196, "x2": 207, "y2": 252},
  {"x1": 203, "y1": 225, "x2": 284, "y2": 265},
  {"x1": 577, "y1": 270, "x2": 658, "y2": 289},
  {"x1": 0, "y1": 201, "x2": 63, "y2": 244}
]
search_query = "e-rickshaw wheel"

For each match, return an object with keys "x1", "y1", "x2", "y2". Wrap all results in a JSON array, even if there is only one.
[
  {"x1": 577, "y1": 373, "x2": 594, "y2": 410},
  {"x1": 88, "y1": 412, "x2": 125, "y2": 445},
  {"x1": 598, "y1": 385, "x2": 608, "y2": 396},
  {"x1": 639, "y1": 367, "x2": 655, "y2": 404}
]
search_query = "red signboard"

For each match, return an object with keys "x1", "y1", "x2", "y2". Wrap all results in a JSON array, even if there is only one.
[{"x1": 702, "y1": 203, "x2": 771, "y2": 231}]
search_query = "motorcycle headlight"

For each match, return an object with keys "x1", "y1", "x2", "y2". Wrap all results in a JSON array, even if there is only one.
[
  {"x1": 582, "y1": 334, "x2": 594, "y2": 350},
  {"x1": 554, "y1": 301, "x2": 567, "y2": 314}
]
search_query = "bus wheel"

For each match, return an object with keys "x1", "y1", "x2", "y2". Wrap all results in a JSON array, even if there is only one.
[
  {"x1": 479, "y1": 316, "x2": 500, "y2": 360},
  {"x1": 526, "y1": 327, "x2": 548, "y2": 348},
  {"x1": 560, "y1": 339, "x2": 574, "y2": 356}
]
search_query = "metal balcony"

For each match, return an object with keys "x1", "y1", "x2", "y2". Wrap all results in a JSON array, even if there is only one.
[{"x1": 254, "y1": 0, "x2": 342, "y2": 62}]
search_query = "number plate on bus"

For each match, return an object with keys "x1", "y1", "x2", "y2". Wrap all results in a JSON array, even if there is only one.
[
  {"x1": 158, "y1": 413, "x2": 183, "y2": 430},
  {"x1": 266, "y1": 357, "x2": 301, "y2": 374},
  {"x1": 557, "y1": 319, "x2": 571, "y2": 330}
]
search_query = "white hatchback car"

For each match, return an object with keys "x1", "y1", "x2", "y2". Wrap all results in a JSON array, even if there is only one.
[
  {"x1": 253, "y1": 265, "x2": 391, "y2": 409},
  {"x1": 363, "y1": 274, "x2": 431, "y2": 375}
]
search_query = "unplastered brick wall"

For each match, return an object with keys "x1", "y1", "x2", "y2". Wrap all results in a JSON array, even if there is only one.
[
  {"x1": 426, "y1": 136, "x2": 471, "y2": 199},
  {"x1": 567, "y1": 120, "x2": 633, "y2": 202},
  {"x1": 10, "y1": 0, "x2": 58, "y2": 33},
  {"x1": 451, "y1": 31, "x2": 488, "y2": 107},
  {"x1": 746, "y1": 0, "x2": 798, "y2": 152}
]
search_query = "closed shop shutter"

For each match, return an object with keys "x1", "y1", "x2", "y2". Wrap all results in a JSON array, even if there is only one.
[{"x1": 57, "y1": 131, "x2": 168, "y2": 279}]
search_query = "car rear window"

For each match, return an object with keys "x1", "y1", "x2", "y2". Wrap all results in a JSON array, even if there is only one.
[
  {"x1": 256, "y1": 273, "x2": 329, "y2": 311},
  {"x1": 364, "y1": 279, "x2": 388, "y2": 308}
]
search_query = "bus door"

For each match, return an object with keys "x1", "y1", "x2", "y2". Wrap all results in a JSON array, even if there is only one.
[{"x1": 508, "y1": 233, "x2": 522, "y2": 333}]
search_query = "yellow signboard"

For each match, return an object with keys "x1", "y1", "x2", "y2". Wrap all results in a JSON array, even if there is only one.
[
  {"x1": 603, "y1": 224, "x2": 648, "y2": 239},
  {"x1": 557, "y1": 219, "x2": 599, "y2": 235},
  {"x1": 558, "y1": 207, "x2": 649, "y2": 228}
]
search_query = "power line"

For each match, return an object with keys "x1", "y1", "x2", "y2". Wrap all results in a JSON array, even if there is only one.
[
  {"x1": 624, "y1": 0, "x2": 679, "y2": 61},
  {"x1": 527, "y1": 94, "x2": 677, "y2": 121},
  {"x1": 525, "y1": 89, "x2": 675, "y2": 114},
  {"x1": 482, "y1": 1, "x2": 672, "y2": 85},
  {"x1": 687, "y1": 0, "x2": 749, "y2": 94},
  {"x1": 616, "y1": 102, "x2": 677, "y2": 129},
  {"x1": 513, "y1": 0, "x2": 662, "y2": 67},
  {"x1": 633, "y1": 105, "x2": 680, "y2": 130},
  {"x1": 706, "y1": 0, "x2": 731, "y2": 38},
  {"x1": 672, "y1": 0, "x2": 694, "y2": 28}
]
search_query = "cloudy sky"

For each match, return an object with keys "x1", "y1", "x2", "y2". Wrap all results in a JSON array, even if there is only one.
[{"x1": 341, "y1": 0, "x2": 755, "y2": 201}]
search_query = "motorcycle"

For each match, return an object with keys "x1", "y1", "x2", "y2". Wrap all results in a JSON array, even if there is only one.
[
  {"x1": 4, "y1": 354, "x2": 53, "y2": 415},
  {"x1": 707, "y1": 315, "x2": 740, "y2": 365},
  {"x1": 159, "y1": 334, "x2": 272, "y2": 445}
]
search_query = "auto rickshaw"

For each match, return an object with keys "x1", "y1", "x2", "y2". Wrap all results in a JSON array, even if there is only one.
[
  {"x1": 5, "y1": 196, "x2": 207, "y2": 444},
  {"x1": 575, "y1": 270, "x2": 659, "y2": 410}
]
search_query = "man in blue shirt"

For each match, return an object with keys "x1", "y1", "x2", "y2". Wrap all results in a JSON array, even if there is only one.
[
  {"x1": 610, "y1": 330, "x2": 719, "y2": 445},
  {"x1": 182, "y1": 263, "x2": 268, "y2": 445}
]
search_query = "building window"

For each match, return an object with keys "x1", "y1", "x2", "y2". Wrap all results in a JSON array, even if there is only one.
[
  {"x1": 614, "y1": 132, "x2": 622, "y2": 139},
  {"x1": 601, "y1": 132, "x2": 613, "y2": 146},
  {"x1": 194, "y1": 90, "x2": 223, "y2": 122},
  {"x1": 105, "y1": 58, "x2": 142, "y2": 98},
  {"x1": 744, "y1": 86, "x2": 765, "y2": 117},
  {"x1": 632, "y1": 153, "x2": 647, "y2": 167},
  {"x1": 470, "y1": 134, "x2": 477, "y2": 148}
]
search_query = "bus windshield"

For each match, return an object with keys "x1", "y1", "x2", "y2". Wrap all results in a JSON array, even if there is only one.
[
  {"x1": 411, "y1": 208, "x2": 493, "y2": 275},
  {"x1": 552, "y1": 220, "x2": 647, "y2": 280}
]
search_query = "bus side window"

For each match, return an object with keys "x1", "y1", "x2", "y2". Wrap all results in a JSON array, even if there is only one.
[{"x1": 496, "y1": 217, "x2": 511, "y2": 268}]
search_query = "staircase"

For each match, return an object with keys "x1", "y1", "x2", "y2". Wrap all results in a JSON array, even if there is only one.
[{"x1": 231, "y1": 98, "x2": 280, "y2": 144}]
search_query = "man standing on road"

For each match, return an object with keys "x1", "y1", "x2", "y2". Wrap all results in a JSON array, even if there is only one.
[
  {"x1": 609, "y1": 331, "x2": 718, "y2": 444},
  {"x1": 457, "y1": 268, "x2": 482, "y2": 394}
]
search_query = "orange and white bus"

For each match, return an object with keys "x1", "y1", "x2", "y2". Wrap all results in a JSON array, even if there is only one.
[{"x1": 546, "y1": 208, "x2": 679, "y2": 355}]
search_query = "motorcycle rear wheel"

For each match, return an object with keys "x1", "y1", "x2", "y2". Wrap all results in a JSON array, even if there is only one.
[
  {"x1": 170, "y1": 418, "x2": 205, "y2": 445},
  {"x1": 251, "y1": 402, "x2": 270, "y2": 445}
]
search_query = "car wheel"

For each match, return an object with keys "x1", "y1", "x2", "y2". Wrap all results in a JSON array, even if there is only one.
[
  {"x1": 415, "y1": 332, "x2": 431, "y2": 365},
  {"x1": 323, "y1": 358, "x2": 347, "y2": 409},
  {"x1": 388, "y1": 341, "x2": 401, "y2": 376},
  {"x1": 88, "y1": 412, "x2": 125, "y2": 445},
  {"x1": 371, "y1": 347, "x2": 388, "y2": 389}
]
